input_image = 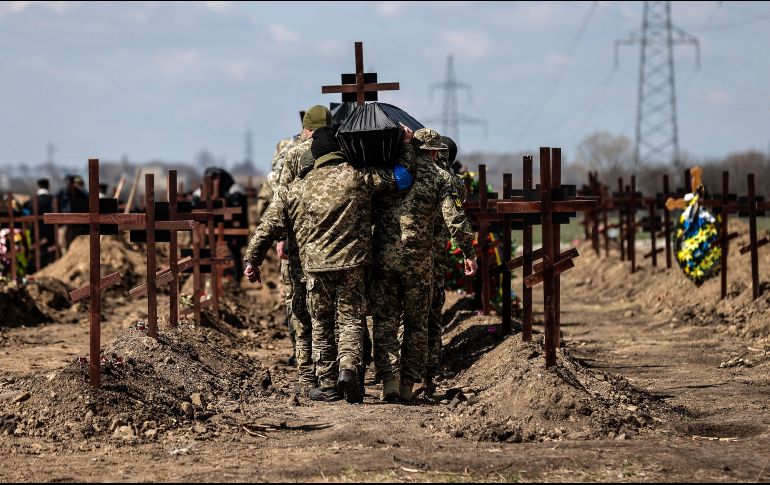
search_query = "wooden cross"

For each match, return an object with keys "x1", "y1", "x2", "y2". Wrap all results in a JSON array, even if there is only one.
[
  {"x1": 321, "y1": 42, "x2": 400, "y2": 106},
  {"x1": 0, "y1": 194, "x2": 50, "y2": 275},
  {"x1": 463, "y1": 164, "x2": 495, "y2": 316},
  {"x1": 43, "y1": 159, "x2": 149, "y2": 388},
  {"x1": 496, "y1": 147, "x2": 598, "y2": 367},
  {"x1": 653, "y1": 174, "x2": 674, "y2": 269},
  {"x1": 612, "y1": 177, "x2": 627, "y2": 261},
  {"x1": 599, "y1": 184, "x2": 612, "y2": 257},
  {"x1": 665, "y1": 167, "x2": 746, "y2": 299},
  {"x1": 486, "y1": 156, "x2": 534, "y2": 340},
  {"x1": 610, "y1": 177, "x2": 643, "y2": 273},
  {"x1": 126, "y1": 170, "x2": 204, "y2": 327},
  {"x1": 700, "y1": 171, "x2": 742, "y2": 299},
  {"x1": 579, "y1": 172, "x2": 602, "y2": 256},
  {"x1": 738, "y1": 173, "x2": 769, "y2": 299}
]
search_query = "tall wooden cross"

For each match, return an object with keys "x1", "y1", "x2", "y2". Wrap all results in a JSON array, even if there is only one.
[
  {"x1": 496, "y1": 147, "x2": 598, "y2": 368},
  {"x1": 43, "y1": 159, "x2": 148, "y2": 387},
  {"x1": 739, "y1": 174, "x2": 768, "y2": 299},
  {"x1": 321, "y1": 42, "x2": 400, "y2": 106}
]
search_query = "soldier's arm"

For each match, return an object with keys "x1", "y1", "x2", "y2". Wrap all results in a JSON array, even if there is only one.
[
  {"x1": 438, "y1": 174, "x2": 477, "y2": 260},
  {"x1": 243, "y1": 188, "x2": 289, "y2": 268},
  {"x1": 368, "y1": 143, "x2": 416, "y2": 194}
]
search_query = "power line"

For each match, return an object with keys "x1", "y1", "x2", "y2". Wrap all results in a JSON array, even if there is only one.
[
  {"x1": 572, "y1": 68, "x2": 619, "y2": 141},
  {"x1": 616, "y1": 1, "x2": 700, "y2": 170},
  {"x1": 426, "y1": 54, "x2": 487, "y2": 146},
  {"x1": 510, "y1": 1, "x2": 598, "y2": 137},
  {"x1": 528, "y1": 68, "x2": 616, "y2": 139}
]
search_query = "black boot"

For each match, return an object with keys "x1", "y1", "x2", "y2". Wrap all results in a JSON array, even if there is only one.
[
  {"x1": 307, "y1": 386, "x2": 341, "y2": 402},
  {"x1": 358, "y1": 366, "x2": 366, "y2": 398},
  {"x1": 338, "y1": 369, "x2": 363, "y2": 404}
]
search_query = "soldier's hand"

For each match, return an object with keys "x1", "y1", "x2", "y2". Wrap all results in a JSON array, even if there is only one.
[
  {"x1": 244, "y1": 264, "x2": 261, "y2": 283},
  {"x1": 276, "y1": 240, "x2": 289, "y2": 260},
  {"x1": 400, "y1": 123, "x2": 414, "y2": 143},
  {"x1": 464, "y1": 257, "x2": 478, "y2": 276}
]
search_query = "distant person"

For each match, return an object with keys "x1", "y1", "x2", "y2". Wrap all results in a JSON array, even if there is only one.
[
  {"x1": 57, "y1": 175, "x2": 88, "y2": 248},
  {"x1": 99, "y1": 183, "x2": 109, "y2": 198},
  {"x1": 23, "y1": 179, "x2": 55, "y2": 269}
]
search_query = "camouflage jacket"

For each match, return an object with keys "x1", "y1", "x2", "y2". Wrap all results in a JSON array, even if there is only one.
[
  {"x1": 277, "y1": 135, "x2": 313, "y2": 189},
  {"x1": 373, "y1": 153, "x2": 476, "y2": 274},
  {"x1": 267, "y1": 134, "x2": 300, "y2": 191},
  {"x1": 433, "y1": 160, "x2": 468, "y2": 282},
  {"x1": 244, "y1": 144, "x2": 416, "y2": 273}
]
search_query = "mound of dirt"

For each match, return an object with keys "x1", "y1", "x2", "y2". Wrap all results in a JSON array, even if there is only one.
[
  {"x1": 0, "y1": 324, "x2": 272, "y2": 443},
  {"x1": 716, "y1": 283, "x2": 770, "y2": 339},
  {"x1": 0, "y1": 281, "x2": 51, "y2": 328},
  {"x1": 565, "y1": 219, "x2": 770, "y2": 342},
  {"x1": 35, "y1": 235, "x2": 147, "y2": 292},
  {"x1": 25, "y1": 277, "x2": 72, "y2": 312},
  {"x1": 443, "y1": 333, "x2": 676, "y2": 443}
]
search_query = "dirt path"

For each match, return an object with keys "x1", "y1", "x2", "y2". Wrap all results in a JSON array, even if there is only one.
[{"x1": 1, "y1": 253, "x2": 769, "y2": 482}]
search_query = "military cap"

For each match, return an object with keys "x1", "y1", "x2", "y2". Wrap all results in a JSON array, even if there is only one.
[
  {"x1": 303, "y1": 105, "x2": 333, "y2": 130},
  {"x1": 414, "y1": 128, "x2": 448, "y2": 151},
  {"x1": 441, "y1": 136, "x2": 458, "y2": 163}
]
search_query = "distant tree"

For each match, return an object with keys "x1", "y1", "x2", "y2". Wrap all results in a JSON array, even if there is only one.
[{"x1": 575, "y1": 132, "x2": 634, "y2": 186}]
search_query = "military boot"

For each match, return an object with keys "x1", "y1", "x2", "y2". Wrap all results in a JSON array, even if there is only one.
[
  {"x1": 338, "y1": 369, "x2": 363, "y2": 404},
  {"x1": 307, "y1": 386, "x2": 341, "y2": 402},
  {"x1": 424, "y1": 375, "x2": 437, "y2": 398},
  {"x1": 382, "y1": 379, "x2": 400, "y2": 402},
  {"x1": 399, "y1": 379, "x2": 414, "y2": 403}
]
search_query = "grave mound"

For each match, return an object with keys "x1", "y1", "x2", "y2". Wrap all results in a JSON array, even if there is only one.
[
  {"x1": 35, "y1": 235, "x2": 147, "y2": 291},
  {"x1": 444, "y1": 333, "x2": 679, "y2": 442},
  {"x1": 0, "y1": 324, "x2": 270, "y2": 443}
]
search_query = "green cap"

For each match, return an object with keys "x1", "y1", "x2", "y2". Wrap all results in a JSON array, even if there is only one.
[
  {"x1": 414, "y1": 128, "x2": 448, "y2": 151},
  {"x1": 303, "y1": 105, "x2": 332, "y2": 130}
]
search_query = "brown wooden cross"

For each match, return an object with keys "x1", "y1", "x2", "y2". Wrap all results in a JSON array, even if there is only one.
[
  {"x1": 321, "y1": 42, "x2": 400, "y2": 106},
  {"x1": 700, "y1": 171, "x2": 743, "y2": 299},
  {"x1": 496, "y1": 147, "x2": 598, "y2": 368},
  {"x1": 2, "y1": 193, "x2": 20, "y2": 281},
  {"x1": 739, "y1": 173, "x2": 769, "y2": 299},
  {"x1": 665, "y1": 167, "x2": 746, "y2": 299},
  {"x1": 43, "y1": 159, "x2": 149, "y2": 388},
  {"x1": 126, "y1": 170, "x2": 205, "y2": 327},
  {"x1": 0, "y1": 194, "x2": 50, "y2": 275},
  {"x1": 579, "y1": 172, "x2": 602, "y2": 256}
]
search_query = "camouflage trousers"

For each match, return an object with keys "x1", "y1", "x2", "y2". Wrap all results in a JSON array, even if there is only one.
[
  {"x1": 371, "y1": 268, "x2": 433, "y2": 383},
  {"x1": 306, "y1": 268, "x2": 367, "y2": 389},
  {"x1": 283, "y1": 259, "x2": 314, "y2": 386},
  {"x1": 280, "y1": 260, "x2": 296, "y2": 349},
  {"x1": 426, "y1": 280, "x2": 445, "y2": 379}
]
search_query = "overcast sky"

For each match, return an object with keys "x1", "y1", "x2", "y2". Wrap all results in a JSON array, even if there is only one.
[{"x1": 1, "y1": 1, "x2": 770, "y2": 173}]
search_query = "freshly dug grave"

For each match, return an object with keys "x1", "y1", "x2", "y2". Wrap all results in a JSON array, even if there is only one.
[
  {"x1": 443, "y1": 333, "x2": 678, "y2": 443},
  {"x1": 0, "y1": 280, "x2": 51, "y2": 328},
  {"x1": 0, "y1": 323, "x2": 273, "y2": 444},
  {"x1": 566, "y1": 220, "x2": 770, "y2": 343},
  {"x1": 35, "y1": 235, "x2": 147, "y2": 291}
]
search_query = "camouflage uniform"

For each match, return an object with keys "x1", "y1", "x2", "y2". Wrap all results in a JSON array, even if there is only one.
[
  {"x1": 427, "y1": 153, "x2": 468, "y2": 379},
  {"x1": 255, "y1": 135, "x2": 299, "y2": 222},
  {"x1": 245, "y1": 144, "x2": 415, "y2": 389},
  {"x1": 372, "y1": 141, "x2": 476, "y2": 385},
  {"x1": 276, "y1": 134, "x2": 315, "y2": 386}
]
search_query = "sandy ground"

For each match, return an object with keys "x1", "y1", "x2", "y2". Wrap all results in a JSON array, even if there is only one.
[{"x1": 0, "y1": 240, "x2": 769, "y2": 482}]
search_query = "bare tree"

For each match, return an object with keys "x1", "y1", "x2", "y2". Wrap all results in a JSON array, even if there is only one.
[{"x1": 575, "y1": 132, "x2": 634, "y2": 186}]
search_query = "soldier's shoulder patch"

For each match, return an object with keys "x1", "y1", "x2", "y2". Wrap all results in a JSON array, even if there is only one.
[{"x1": 449, "y1": 189, "x2": 463, "y2": 208}]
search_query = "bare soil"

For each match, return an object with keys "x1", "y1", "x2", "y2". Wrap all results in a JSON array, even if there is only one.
[{"x1": 0, "y1": 228, "x2": 769, "y2": 482}]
